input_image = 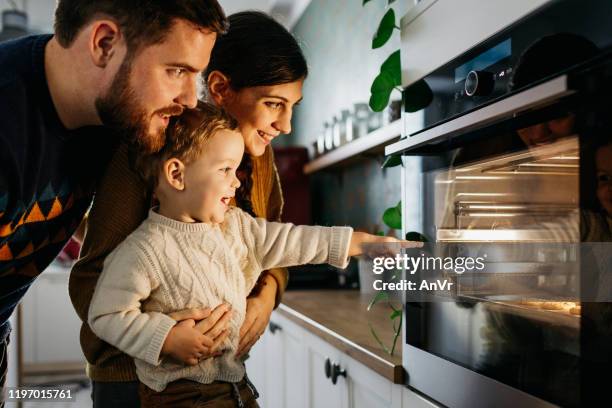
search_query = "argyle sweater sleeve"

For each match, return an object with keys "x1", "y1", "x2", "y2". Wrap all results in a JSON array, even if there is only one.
[{"x1": 69, "y1": 144, "x2": 151, "y2": 380}]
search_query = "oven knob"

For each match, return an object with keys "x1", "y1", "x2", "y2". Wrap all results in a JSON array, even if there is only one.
[{"x1": 464, "y1": 70, "x2": 495, "y2": 96}]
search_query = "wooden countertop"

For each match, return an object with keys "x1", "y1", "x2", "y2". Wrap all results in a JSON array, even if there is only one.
[{"x1": 277, "y1": 290, "x2": 405, "y2": 384}]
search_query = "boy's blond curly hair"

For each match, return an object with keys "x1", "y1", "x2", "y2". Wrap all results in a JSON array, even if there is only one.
[{"x1": 135, "y1": 101, "x2": 239, "y2": 191}]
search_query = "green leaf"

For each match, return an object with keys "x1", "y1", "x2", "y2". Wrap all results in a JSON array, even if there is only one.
[
  {"x1": 388, "y1": 0, "x2": 397, "y2": 4},
  {"x1": 405, "y1": 231, "x2": 429, "y2": 242},
  {"x1": 381, "y1": 154, "x2": 402, "y2": 168},
  {"x1": 369, "y1": 71, "x2": 394, "y2": 112},
  {"x1": 380, "y1": 50, "x2": 401, "y2": 86},
  {"x1": 382, "y1": 204, "x2": 401, "y2": 230},
  {"x1": 403, "y1": 79, "x2": 434, "y2": 113},
  {"x1": 367, "y1": 291, "x2": 389, "y2": 311},
  {"x1": 363, "y1": 0, "x2": 373, "y2": 5},
  {"x1": 372, "y1": 9, "x2": 396, "y2": 49},
  {"x1": 390, "y1": 309, "x2": 402, "y2": 320}
]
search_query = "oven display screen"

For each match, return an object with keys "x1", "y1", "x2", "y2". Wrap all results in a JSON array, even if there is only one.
[{"x1": 454, "y1": 38, "x2": 512, "y2": 83}]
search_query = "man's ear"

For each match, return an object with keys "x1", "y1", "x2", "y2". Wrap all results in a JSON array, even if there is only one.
[
  {"x1": 163, "y1": 158, "x2": 186, "y2": 191},
  {"x1": 89, "y1": 20, "x2": 123, "y2": 68},
  {"x1": 206, "y1": 71, "x2": 234, "y2": 106}
]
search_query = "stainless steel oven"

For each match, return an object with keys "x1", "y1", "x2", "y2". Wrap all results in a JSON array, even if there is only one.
[{"x1": 385, "y1": 1, "x2": 612, "y2": 407}]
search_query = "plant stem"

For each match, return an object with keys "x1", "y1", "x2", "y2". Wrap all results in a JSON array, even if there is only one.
[{"x1": 390, "y1": 311, "x2": 402, "y2": 356}]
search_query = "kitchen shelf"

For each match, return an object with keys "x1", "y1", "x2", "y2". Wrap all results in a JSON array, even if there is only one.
[{"x1": 303, "y1": 119, "x2": 402, "y2": 174}]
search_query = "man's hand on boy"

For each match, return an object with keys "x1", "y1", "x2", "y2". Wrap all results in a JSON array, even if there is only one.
[
  {"x1": 163, "y1": 303, "x2": 233, "y2": 365},
  {"x1": 348, "y1": 231, "x2": 423, "y2": 258}
]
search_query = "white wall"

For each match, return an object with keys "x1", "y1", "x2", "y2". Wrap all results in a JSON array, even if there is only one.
[{"x1": 0, "y1": 0, "x2": 56, "y2": 34}]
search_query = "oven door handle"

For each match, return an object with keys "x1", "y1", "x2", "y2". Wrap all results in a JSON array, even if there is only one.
[{"x1": 385, "y1": 74, "x2": 574, "y2": 156}]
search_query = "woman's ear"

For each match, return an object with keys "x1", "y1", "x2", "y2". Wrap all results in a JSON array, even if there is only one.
[
  {"x1": 162, "y1": 158, "x2": 186, "y2": 191},
  {"x1": 89, "y1": 20, "x2": 123, "y2": 68},
  {"x1": 207, "y1": 70, "x2": 233, "y2": 106}
]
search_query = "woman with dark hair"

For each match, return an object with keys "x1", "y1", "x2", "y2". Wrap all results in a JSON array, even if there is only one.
[
  {"x1": 203, "y1": 9, "x2": 307, "y2": 357},
  {"x1": 70, "y1": 11, "x2": 307, "y2": 407}
]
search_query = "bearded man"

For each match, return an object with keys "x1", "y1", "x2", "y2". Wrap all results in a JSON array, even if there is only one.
[{"x1": 0, "y1": 2, "x2": 227, "y2": 407}]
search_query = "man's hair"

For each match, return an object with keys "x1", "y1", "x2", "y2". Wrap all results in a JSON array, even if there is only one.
[
  {"x1": 54, "y1": 0, "x2": 228, "y2": 51},
  {"x1": 135, "y1": 101, "x2": 239, "y2": 191}
]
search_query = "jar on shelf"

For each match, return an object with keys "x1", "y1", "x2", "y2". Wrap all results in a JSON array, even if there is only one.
[
  {"x1": 367, "y1": 109, "x2": 383, "y2": 133},
  {"x1": 316, "y1": 131, "x2": 325, "y2": 157},
  {"x1": 353, "y1": 103, "x2": 370, "y2": 139},
  {"x1": 341, "y1": 109, "x2": 354, "y2": 144},
  {"x1": 324, "y1": 121, "x2": 334, "y2": 151},
  {"x1": 332, "y1": 116, "x2": 342, "y2": 148}
]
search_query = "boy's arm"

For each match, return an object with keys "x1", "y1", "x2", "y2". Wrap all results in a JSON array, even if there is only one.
[
  {"x1": 238, "y1": 211, "x2": 353, "y2": 272},
  {"x1": 88, "y1": 242, "x2": 176, "y2": 366}
]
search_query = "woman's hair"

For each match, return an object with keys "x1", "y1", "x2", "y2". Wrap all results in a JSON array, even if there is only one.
[
  {"x1": 204, "y1": 11, "x2": 308, "y2": 217},
  {"x1": 204, "y1": 11, "x2": 308, "y2": 90},
  {"x1": 135, "y1": 101, "x2": 238, "y2": 191}
]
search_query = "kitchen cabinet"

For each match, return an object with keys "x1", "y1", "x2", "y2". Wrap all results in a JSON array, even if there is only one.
[
  {"x1": 246, "y1": 310, "x2": 438, "y2": 408},
  {"x1": 19, "y1": 262, "x2": 86, "y2": 378},
  {"x1": 306, "y1": 331, "x2": 349, "y2": 408},
  {"x1": 400, "y1": 0, "x2": 552, "y2": 88}
]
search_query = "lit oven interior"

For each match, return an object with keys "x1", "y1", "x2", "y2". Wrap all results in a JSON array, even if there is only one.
[{"x1": 425, "y1": 135, "x2": 582, "y2": 325}]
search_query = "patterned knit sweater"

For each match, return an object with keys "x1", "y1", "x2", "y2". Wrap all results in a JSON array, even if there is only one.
[{"x1": 88, "y1": 207, "x2": 352, "y2": 392}]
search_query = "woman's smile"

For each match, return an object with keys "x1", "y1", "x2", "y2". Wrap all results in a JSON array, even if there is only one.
[{"x1": 257, "y1": 130, "x2": 276, "y2": 145}]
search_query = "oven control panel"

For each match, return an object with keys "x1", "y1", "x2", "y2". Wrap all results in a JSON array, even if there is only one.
[{"x1": 403, "y1": 0, "x2": 612, "y2": 137}]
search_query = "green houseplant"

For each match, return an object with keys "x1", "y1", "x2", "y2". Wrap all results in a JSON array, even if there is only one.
[
  {"x1": 363, "y1": 0, "x2": 402, "y2": 113},
  {"x1": 363, "y1": 0, "x2": 433, "y2": 170},
  {"x1": 362, "y1": 0, "x2": 432, "y2": 356},
  {"x1": 368, "y1": 199, "x2": 427, "y2": 356}
]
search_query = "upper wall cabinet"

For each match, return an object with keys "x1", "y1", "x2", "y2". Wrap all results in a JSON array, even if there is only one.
[{"x1": 400, "y1": 0, "x2": 552, "y2": 87}]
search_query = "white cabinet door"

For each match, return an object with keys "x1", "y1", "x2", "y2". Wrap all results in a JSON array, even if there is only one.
[
  {"x1": 305, "y1": 333, "x2": 349, "y2": 408},
  {"x1": 244, "y1": 331, "x2": 268, "y2": 406},
  {"x1": 246, "y1": 313, "x2": 308, "y2": 408},
  {"x1": 344, "y1": 354, "x2": 401, "y2": 408},
  {"x1": 263, "y1": 318, "x2": 285, "y2": 408},
  {"x1": 283, "y1": 322, "x2": 307, "y2": 408},
  {"x1": 20, "y1": 264, "x2": 85, "y2": 365}
]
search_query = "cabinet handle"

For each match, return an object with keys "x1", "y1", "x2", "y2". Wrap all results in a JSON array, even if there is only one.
[
  {"x1": 331, "y1": 362, "x2": 347, "y2": 385},
  {"x1": 324, "y1": 357, "x2": 332, "y2": 379},
  {"x1": 268, "y1": 321, "x2": 282, "y2": 335}
]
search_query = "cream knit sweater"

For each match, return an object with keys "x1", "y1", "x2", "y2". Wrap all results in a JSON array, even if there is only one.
[{"x1": 88, "y1": 207, "x2": 352, "y2": 392}]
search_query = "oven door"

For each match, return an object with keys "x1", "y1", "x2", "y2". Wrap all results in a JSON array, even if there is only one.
[{"x1": 386, "y1": 56, "x2": 612, "y2": 408}]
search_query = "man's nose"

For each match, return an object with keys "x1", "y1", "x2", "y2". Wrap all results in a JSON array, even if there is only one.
[{"x1": 176, "y1": 76, "x2": 198, "y2": 109}]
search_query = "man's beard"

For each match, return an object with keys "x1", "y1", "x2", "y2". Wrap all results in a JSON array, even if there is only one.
[{"x1": 95, "y1": 57, "x2": 183, "y2": 154}]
